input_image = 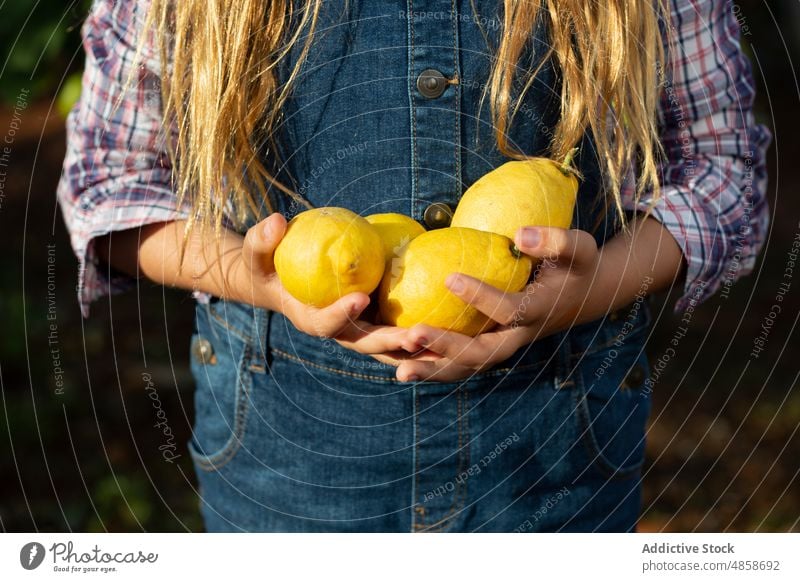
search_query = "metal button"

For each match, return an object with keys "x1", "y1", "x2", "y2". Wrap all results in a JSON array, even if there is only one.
[
  {"x1": 417, "y1": 69, "x2": 447, "y2": 99},
  {"x1": 621, "y1": 364, "x2": 646, "y2": 390},
  {"x1": 423, "y1": 202, "x2": 453, "y2": 229},
  {"x1": 192, "y1": 337, "x2": 217, "y2": 365}
]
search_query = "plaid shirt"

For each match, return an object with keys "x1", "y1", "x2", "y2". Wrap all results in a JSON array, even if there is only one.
[{"x1": 58, "y1": 0, "x2": 771, "y2": 316}]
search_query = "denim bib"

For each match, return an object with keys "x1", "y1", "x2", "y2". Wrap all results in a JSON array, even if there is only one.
[{"x1": 268, "y1": 0, "x2": 610, "y2": 239}]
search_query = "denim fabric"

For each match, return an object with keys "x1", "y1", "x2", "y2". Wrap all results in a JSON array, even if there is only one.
[
  {"x1": 189, "y1": 0, "x2": 652, "y2": 532},
  {"x1": 190, "y1": 298, "x2": 652, "y2": 532}
]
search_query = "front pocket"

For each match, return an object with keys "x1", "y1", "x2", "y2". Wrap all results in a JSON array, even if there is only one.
[
  {"x1": 574, "y1": 344, "x2": 652, "y2": 480},
  {"x1": 188, "y1": 305, "x2": 254, "y2": 472}
]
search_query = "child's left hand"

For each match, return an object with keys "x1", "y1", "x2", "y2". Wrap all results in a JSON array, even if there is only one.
[{"x1": 389, "y1": 226, "x2": 621, "y2": 382}]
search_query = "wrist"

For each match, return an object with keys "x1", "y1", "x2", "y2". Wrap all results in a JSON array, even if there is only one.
[
  {"x1": 594, "y1": 216, "x2": 684, "y2": 312},
  {"x1": 593, "y1": 244, "x2": 637, "y2": 313},
  {"x1": 224, "y1": 253, "x2": 281, "y2": 311},
  {"x1": 184, "y1": 232, "x2": 272, "y2": 310}
]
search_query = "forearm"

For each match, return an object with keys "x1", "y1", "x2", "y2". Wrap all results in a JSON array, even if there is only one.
[
  {"x1": 594, "y1": 215, "x2": 686, "y2": 312},
  {"x1": 95, "y1": 221, "x2": 273, "y2": 308}
]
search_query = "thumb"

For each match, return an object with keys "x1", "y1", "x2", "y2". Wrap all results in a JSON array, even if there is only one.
[
  {"x1": 242, "y1": 213, "x2": 287, "y2": 272},
  {"x1": 295, "y1": 292, "x2": 370, "y2": 338},
  {"x1": 515, "y1": 226, "x2": 597, "y2": 270}
]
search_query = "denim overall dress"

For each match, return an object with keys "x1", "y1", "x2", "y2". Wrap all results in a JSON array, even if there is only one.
[{"x1": 188, "y1": 0, "x2": 652, "y2": 532}]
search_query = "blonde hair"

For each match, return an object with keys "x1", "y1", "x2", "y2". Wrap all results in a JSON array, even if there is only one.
[{"x1": 140, "y1": 0, "x2": 667, "y2": 242}]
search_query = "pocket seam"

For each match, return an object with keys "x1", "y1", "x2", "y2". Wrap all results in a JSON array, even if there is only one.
[
  {"x1": 271, "y1": 347, "x2": 399, "y2": 382},
  {"x1": 574, "y1": 370, "x2": 645, "y2": 481},
  {"x1": 190, "y1": 345, "x2": 253, "y2": 472},
  {"x1": 271, "y1": 346, "x2": 553, "y2": 382},
  {"x1": 206, "y1": 302, "x2": 253, "y2": 344}
]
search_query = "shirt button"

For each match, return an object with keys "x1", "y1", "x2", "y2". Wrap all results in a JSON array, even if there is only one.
[
  {"x1": 192, "y1": 337, "x2": 217, "y2": 365},
  {"x1": 417, "y1": 69, "x2": 447, "y2": 99},
  {"x1": 423, "y1": 202, "x2": 453, "y2": 229}
]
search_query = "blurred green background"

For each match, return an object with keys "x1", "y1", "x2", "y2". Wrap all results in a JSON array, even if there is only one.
[{"x1": 0, "y1": 0, "x2": 798, "y2": 532}]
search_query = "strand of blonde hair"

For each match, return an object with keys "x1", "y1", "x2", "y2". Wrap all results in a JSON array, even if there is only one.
[{"x1": 136, "y1": 0, "x2": 668, "y2": 257}]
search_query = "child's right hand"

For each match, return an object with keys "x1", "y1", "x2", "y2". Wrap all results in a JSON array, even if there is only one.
[{"x1": 235, "y1": 213, "x2": 411, "y2": 359}]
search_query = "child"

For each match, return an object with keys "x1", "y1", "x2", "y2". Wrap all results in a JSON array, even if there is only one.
[{"x1": 58, "y1": 0, "x2": 769, "y2": 531}]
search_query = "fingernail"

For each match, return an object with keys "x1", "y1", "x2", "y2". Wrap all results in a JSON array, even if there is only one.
[
  {"x1": 416, "y1": 336, "x2": 429, "y2": 347},
  {"x1": 406, "y1": 374, "x2": 420, "y2": 383},
  {"x1": 263, "y1": 221, "x2": 273, "y2": 239},
  {"x1": 350, "y1": 301, "x2": 364, "y2": 315},
  {"x1": 520, "y1": 227, "x2": 541, "y2": 248},
  {"x1": 447, "y1": 275, "x2": 465, "y2": 294}
]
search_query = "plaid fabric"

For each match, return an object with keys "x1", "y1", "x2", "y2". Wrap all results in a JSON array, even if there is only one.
[
  {"x1": 57, "y1": 0, "x2": 771, "y2": 316},
  {"x1": 620, "y1": 0, "x2": 771, "y2": 312}
]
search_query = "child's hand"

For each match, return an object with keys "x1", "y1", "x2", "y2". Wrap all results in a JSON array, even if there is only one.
[
  {"x1": 236, "y1": 213, "x2": 410, "y2": 357},
  {"x1": 393, "y1": 227, "x2": 610, "y2": 382}
]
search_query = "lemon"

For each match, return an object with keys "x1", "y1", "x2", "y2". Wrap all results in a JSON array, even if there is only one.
[
  {"x1": 365, "y1": 213, "x2": 427, "y2": 262},
  {"x1": 451, "y1": 155, "x2": 579, "y2": 241},
  {"x1": 274, "y1": 207, "x2": 385, "y2": 307},
  {"x1": 379, "y1": 227, "x2": 532, "y2": 336}
]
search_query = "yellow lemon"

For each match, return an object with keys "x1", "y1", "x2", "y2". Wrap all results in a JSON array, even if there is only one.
[
  {"x1": 365, "y1": 213, "x2": 427, "y2": 262},
  {"x1": 274, "y1": 207, "x2": 385, "y2": 307},
  {"x1": 451, "y1": 154, "x2": 579, "y2": 241},
  {"x1": 379, "y1": 227, "x2": 532, "y2": 336}
]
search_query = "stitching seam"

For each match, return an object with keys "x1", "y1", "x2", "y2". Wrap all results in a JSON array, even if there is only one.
[
  {"x1": 422, "y1": 386, "x2": 469, "y2": 532},
  {"x1": 207, "y1": 305, "x2": 253, "y2": 344},
  {"x1": 413, "y1": 385, "x2": 422, "y2": 530},
  {"x1": 408, "y1": 0, "x2": 418, "y2": 217},
  {"x1": 573, "y1": 372, "x2": 644, "y2": 481},
  {"x1": 271, "y1": 347, "x2": 400, "y2": 382},
  {"x1": 191, "y1": 345, "x2": 253, "y2": 472}
]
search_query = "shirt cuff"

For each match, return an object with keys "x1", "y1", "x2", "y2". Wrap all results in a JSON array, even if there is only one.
[
  {"x1": 72, "y1": 189, "x2": 190, "y2": 317},
  {"x1": 633, "y1": 175, "x2": 766, "y2": 314},
  {"x1": 637, "y1": 191, "x2": 716, "y2": 313}
]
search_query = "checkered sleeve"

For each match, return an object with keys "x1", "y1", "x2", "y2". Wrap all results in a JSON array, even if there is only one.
[
  {"x1": 622, "y1": 0, "x2": 772, "y2": 312},
  {"x1": 56, "y1": 0, "x2": 189, "y2": 317}
]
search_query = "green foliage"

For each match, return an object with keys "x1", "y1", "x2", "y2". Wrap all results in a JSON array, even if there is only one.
[
  {"x1": 57, "y1": 72, "x2": 83, "y2": 117},
  {"x1": 88, "y1": 474, "x2": 154, "y2": 531},
  {"x1": 0, "y1": 0, "x2": 91, "y2": 105}
]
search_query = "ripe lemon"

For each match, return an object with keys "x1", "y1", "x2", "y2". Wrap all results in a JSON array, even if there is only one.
[
  {"x1": 274, "y1": 207, "x2": 385, "y2": 307},
  {"x1": 365, "y1": 213, "x2": 427, "y2": 262},
  {"x1": 379, "y1": 227, "x2": 532, "y2": 336},
  {"x1": 451, "y1": 155, "x2": 579, "y2": 240}
]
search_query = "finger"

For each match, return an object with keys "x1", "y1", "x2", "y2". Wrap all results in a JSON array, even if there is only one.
[
  {"x1": 335, "y1": 322, "x2": 410, "y2": 355},
  {"x1": 406, "y1": 348, "x2": 446, "y2": 361},
  {"x1": 370, "y1": 350, "x2": 443, "y2": 368},
  {"x1": 444, "y1": 274, "x2": 524, "y2": 327},
  {"x1": 371, "y1": 353, "x2": 402, "y2": 368},
  {"x1": 242, "y1": 213, "x2": 287, "y2": 272},
  {"x1": 404, "y1": 323, "x2": 522, "y2": 368},
  {"x1": 309, "y1": 293, "x2": 371, "y2": 337},
  {"x1": 515, "y1": 226, "x2": 597, "y2": 269},
  {"x1": 396, "y1": 358, "x2": 476, "y2": 383},
  {"x1": 282, "y1": 289, "x2": 369, "y2": 338}
]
